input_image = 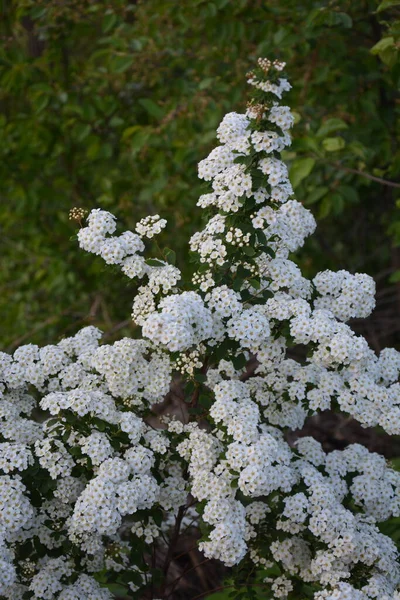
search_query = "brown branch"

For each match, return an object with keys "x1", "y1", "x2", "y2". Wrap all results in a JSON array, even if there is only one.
[
  {"x1": 102, "y1": 319, "x2": 132, "y2": 339},
  {"x1": 190, "y1": 356, "x2": 209, "y2": 407},
  {"x1": 165, "y1": 558, "x2": 211, "y2": 599},
  {"x1": 159, "y1": 504, "x2": 187, "y2": 596},
  {"x1": 334, "y1": 164, "x2": 400, "y2": 188},
  {"x1": 240, "y1": 359, "x2": 259, "y2": 382}
]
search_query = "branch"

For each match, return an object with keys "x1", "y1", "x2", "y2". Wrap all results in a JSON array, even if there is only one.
[
  {"x1": 334, "y1": 164, "x2": 400, "y2": 189},
  {"x1": 159, "y1": 503, "x2": 187, "y2": 596},
  {"x1": 190, "y1": 356, "x2": 209, "y2": 407},
  {"x1": 165, "y1": 558, "x2": 211, "y2": 599}
]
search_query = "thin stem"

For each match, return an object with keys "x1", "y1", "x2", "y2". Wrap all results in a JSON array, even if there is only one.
[
  {"x1": 165, "y1": 558, "x2": 211, "y2": 599},
  {"x1": 333, "y1": 163, "x2": 400, "y2": 188},
  {"x1": 190, "y1": 356, "x2": 209, "y2": 407},
  {"x1": 159, "y1": 504, "x2": 187, "y2": 596}
]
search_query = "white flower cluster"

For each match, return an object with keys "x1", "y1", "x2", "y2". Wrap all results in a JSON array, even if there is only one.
[
  {"x1": 142, "y1": 291, "x2": 215, "y2": 351},
  {"x1": 1, "y1": 58, "x2": 400, "y2": 600},
  {"x1": 69, "y1": 453, "x2": 159, "y2": 540},
  {"x1": 313, "y1": 269, "x2": 376, "y2": 321}
]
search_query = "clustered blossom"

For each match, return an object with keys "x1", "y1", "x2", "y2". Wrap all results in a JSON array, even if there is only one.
[{"x1": 1, "y1": 58, "x2": 400, "y2": 600}]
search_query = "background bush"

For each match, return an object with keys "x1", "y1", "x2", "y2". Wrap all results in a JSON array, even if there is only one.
[{"x1": 1, "y1": 0, "x2": 400, "y2": 352}]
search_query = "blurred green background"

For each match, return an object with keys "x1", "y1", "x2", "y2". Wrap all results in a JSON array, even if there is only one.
[{"x1": 0, "y1": 0, "x2": 399, "y2": 355}]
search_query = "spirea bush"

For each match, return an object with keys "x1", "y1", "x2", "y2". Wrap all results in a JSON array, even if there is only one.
[{"x1": 1, "y1": 59, "x2": 400, "y2": 600}]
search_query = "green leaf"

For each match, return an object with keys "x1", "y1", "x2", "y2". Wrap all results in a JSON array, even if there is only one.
[
  {"x1": 249, "y1": 278, "x2": 261, "y2": 289},
  {"x1": 316, "y1": 118, "x2": 348, "y2": 138},
  {"x1": 138, "y1": 98, "x2": 165, "y2": 119},
  {"x1": 69, "y1": 446, "x2": 82, "y2": 457},
  {"x1": 389, "y1": 270, "x2": 400, "y2": 283},
  {"x1": 232, "y1": 353, "x2": 247, "y2": 370},
  {"x1": 152, "y1": 508, "x2": 164, "y2": 527},
  {"x1": 370, "y1": 37, "x2": 395, "y2": 55},
  {"x1": 338, "y1": 185, "x2": 359, "y2": 204},
  {"x1": 234, "y1": 155, "x2": 253, "y2": 166},
  {"x1": 145, "y1": 258, "x2": 166, "y2": 267},
  {"x1": 102, "y1": 12, "x2": 118, "y2": 33},
  {"x1": 72, "y1": 123, "x2": 91, "y2": 142},
  {"x1": 121, "y1": 126, "x2": 139, "y2": 142},
  {"x1": 130, "y1": 129, "x2": 151, "y2": 154},
  {"x1": 194, "y1": 373, "x2": 207, "y2": 383},
  {"x1": 232, "y1": 277, "x2": 244, "y2": 291},
  {"x1": 32, "y1": 94, "x2": 49, "y2": 113},
  {"x1": 105, "y1": 584, "x2": 129, "y2": 595},
  {"x1": 305, "y1": 186, "x2": 329, "y2": 205},
  {"x1": 289, "y1": 157, "x2": 316, "y2": 188},
  {"x1": 109, "y1": 54, "x2": 134, "y2": 73},
  {"x1": 319, "y1": 196, "x2": 332, "y2": 219},
  {"x1": 322, "y1": 137, "x2": 346, "y2": 152},
  {"x1": 199, "y1": 77, "x2": 214, "y2": 90},
  {"x1": 377, "y1": 0, "x2": 400, "y2": 12},
  {"x1": 199, "y1": 394, "x2": 212, "y2": 409},
  {"x1": 242, "y1": 246, "x2": 256, "y2": 257},
  {"x1": 93, "y1": 417, "x2": 107, "y2": 431},
  {"x1": 347, "y1": 141, "x2": 367, "y2": 158},
  {"x1": 309, "y1": 8, "x2": 352, "y2": 28},
  {"x1": 336, "y1": 12, "x2": 353, "y2": 28},
  {"x1": 30, "y1": 6, "x2": 47, "y2": 19},
  {"x1": 163, "y1": 248, "x2": 176, "y2": 265}
]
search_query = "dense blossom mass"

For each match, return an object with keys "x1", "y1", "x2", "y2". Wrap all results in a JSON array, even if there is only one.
[{"x1": 1, "y1": 58, "x2": 400, "y2": 600}]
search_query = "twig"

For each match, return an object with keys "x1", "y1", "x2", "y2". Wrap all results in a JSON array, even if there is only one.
[
  {"x1": 165, "y1": 558, "x2": 210, "y2": 599},
  {"x1": 159, "y1": 504, "x2": 187, "y2": 596},
  {"x1": 190, "y1": 356, "x2": 209, "y2": 407},
  {"x1": 102, "y1": 319, "x2": 132, "y2": 339},
  {"x1": 334, "y1": 164, "x2": 400, "y2": 188}
]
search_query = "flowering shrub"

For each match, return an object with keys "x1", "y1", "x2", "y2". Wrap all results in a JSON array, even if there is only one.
[{"x1": 1, "y1": 59, "x2": 400, "y2": 600}]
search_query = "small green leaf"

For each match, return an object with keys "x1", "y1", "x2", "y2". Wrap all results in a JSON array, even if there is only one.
[
  {"x1": 322, "y1": 137, "x2": 346, "y2": 152},
  {"x1": 316, "y1": 118, "x2": 348, "y2": 138},
  {"x1": 249, "y1": 278, "x2": 261, "y2": 289},
  {"x1": 32, "y1": 94, "x2": 49, "y2": 113},
  {"x1": 234, "y1": 155, "x2": 253, "y2": 166},
  {"x1": 370, "y1": 37, "x2": 395, "y2": 55},
  {"x1": 199, "y1": 77, "x2": 214, "y2": 90},
  {"x1": 305, "y1": 186, "x2": 329, "y2": 205},
  {"x1": 319, "y1": 196, "x2": 332, "y2": 219},
  {"x1": 242, "y1": 246, "x2": 256, "y2": 257},
  {"x1": 389, "y1": 270, "x2": 400, "y2": 283},
  {"x1": 194, "y1": 373, "x2": 207, "y2": 383},
  {"x1": 338, "y1": 185, "x2": 359, "y2": 204},
  {"x1": 377, "y1": 0, "x2": 400, "y2": 12},
  {"x1": 336, "y1": 12, "x2": 353, "y2": 28},
  {"x1": 121, "y1": 126, "x2": 139, "y2": 143},
  {"x1": 102, "y1": 12, "x2": 117, "y2": 33},
  {"x1": 138, "y1": 98, "x2": 165, "y2": 119},
  {"x1": 233, "y1": 278, "x2": 244, "y2": 291},
  {"x1": 232, "y1": 353, "x2": 247, "y2": 370},
  {"x1": 72, "y1": 123, "x2": 91, "y2": 142},
  {"x1": 105, "y1": 584, "x2": 129, "y2": 595},
  {"x1": 109, "y1": 54, "x2": 134, "y2": 73},
  {"x1": 163, "y1": 248, "x2": 176, "y2": 265},
  {"x1": 289, "y1": 157, "x2": 316, "y2": 188},
  {"x1": 152, "y1": 508, "x2": 164, "y2": 527},
  {"x1": 199, "y1": 394, "x2": 212, "y2": 409},
  {"x1": 145, "y1": 258, "x2": 166, "y2": 267},
  {"x1": 130, "y1": 129, "x2": 151, "y2": 154},
  {"x1": 69, "y1": 446, "x2": 81, "y2": 457}
]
